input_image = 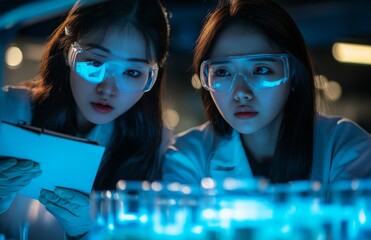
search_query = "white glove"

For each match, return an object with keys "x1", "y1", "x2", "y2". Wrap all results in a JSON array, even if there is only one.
[
  {"x1": 0, "y1": 157, "x2": 42, "y2": 197},
  {"x1": 39, "y1": 187, "x2": 92, "y2": 238}
]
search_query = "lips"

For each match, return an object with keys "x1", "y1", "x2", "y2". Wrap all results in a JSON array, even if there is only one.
[
  {"x1": 234, "y1": 106, "x2": 258, "y2": 119},
  {"x1": 91, "y1": 102, "x2": 113, "y2": 113}
]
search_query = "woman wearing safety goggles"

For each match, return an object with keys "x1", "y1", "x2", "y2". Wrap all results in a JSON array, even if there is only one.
[
  {"x1": 0, "y1": 0, "x2": 171, "y2": 239},
  {"x1": 162, "y1": 0, "x2": 371, "y2": 191}
]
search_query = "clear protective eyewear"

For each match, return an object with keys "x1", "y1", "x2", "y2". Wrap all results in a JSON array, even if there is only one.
[
  {"x1": 67, "y1": 42, "x2": 159, "y2": 93},
  {"x1": 200, "y1": 54, "x2": 290, "y2": 93}
]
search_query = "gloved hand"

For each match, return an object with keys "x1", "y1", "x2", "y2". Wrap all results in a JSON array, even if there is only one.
[
  {"x1": 0, "y1": 157, "x2": 42, "y2": 198},
  {"x1": 39, "y1": 187, "x2": 92, "y2": 238}
]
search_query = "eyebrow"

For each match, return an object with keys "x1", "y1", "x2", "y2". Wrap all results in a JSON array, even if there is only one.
[
  {"x1": 85, "y1": 43, "x2": 110, "y2": 52},
  {"x1": 248, "y1": 57, "x2": 278, "y2": 62},
  {"x1": 84, "y1": 43, "x2": 150, "y2": 64}
]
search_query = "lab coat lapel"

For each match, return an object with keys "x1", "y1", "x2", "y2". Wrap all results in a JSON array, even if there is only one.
[{"x1": 209, "y1": 130, "x2": 253, "y2": 180}]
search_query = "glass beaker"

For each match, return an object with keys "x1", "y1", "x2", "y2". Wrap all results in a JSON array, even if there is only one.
[
  {"x1": 89, "y1": 181, "x2": 153, "y2": 240},
  {"x1": 328, "y1": 179, "x2": 371, "y2": 240}
]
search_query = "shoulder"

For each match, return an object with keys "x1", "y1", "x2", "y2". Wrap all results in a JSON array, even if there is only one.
[
  {"x1": 167, "y1": 122, "x2": 215, "y2": 156},
  {"x1": 162, "y1": 122, "x2": 216, "y2": 184},
  {"x1": 1, "y1": 85, "x2": 31, "y2": 98},
  {"x1": 174, "y1": 122, "x2": 215, "y2": 146},
  {"x1": 314, "y1": 114, "x2": 371, "y2": 180},
  {"x1": 1, "y1": 86, "x2": 32, "y2": 124},
  {"x1": 315, "y1": 114, "x2": 370, "y2": 138},
  {"x1": 158, "y1": 127, "x2": 174, "y2": 156},
  {"x1": 315, "y1": 114, "x2": 370, "y2": 148},
  {"x1": 167, "y1": 122, "x2": 219, "y2": 157}
]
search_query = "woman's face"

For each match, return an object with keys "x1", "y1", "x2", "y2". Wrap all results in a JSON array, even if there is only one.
[
  {"x1": 207, "y1": 23, "x2": 291, "y2": 135},
  {"x1": 69, "y1": 27, "x2": 156, "y2": 128}
]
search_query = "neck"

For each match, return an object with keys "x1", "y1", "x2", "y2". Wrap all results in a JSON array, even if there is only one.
[
  {"x1": 240, "y1": 112, "x2": 284, "y2": 163},
  {"x1": 76, "y1": 109, "x2": 95, "y2": 136}
]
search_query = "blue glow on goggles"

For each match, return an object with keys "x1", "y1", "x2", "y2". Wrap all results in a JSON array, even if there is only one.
[
  {"x1": 67, "y1": 42, "x2": 159, "y2": 93},
  {"x1": 200, "y1": 54, "x2": 290, "y2": 93}
]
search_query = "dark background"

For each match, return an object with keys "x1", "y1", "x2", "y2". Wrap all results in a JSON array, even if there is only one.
[{"x1": 1, "y1": 0, "x2": 371, "y2": 134}]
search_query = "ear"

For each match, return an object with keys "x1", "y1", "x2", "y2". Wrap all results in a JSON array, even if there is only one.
[
  {"x1": 64, "y1": 45, "x2": 74, "y2": 67},
  {"x1": 64, "y1": 27, "x2": 71, "y2": 66}
]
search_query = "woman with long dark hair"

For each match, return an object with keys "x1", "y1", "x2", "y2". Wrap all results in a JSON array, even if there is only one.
[
  {"x1": 0, "y1": 0, "x2": 170, "y2": 238},
  {"x1": 163, "y1": 0, "x2": 371, "y2": 188}
]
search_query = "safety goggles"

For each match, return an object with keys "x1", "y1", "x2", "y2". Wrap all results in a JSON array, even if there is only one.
[
  {"x1": 200, "y1": 54, "x2": 290, "y2": 93},
  {"x1": 67, "y1": 42, "x2": 158, "y2": 93}
]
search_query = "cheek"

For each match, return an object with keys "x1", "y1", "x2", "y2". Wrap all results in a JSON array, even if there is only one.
[
  {"x1": 258, "y1": 85, "x2": 291, "y2": 112},
  {"x1": 70, "y1": 72, "x2": 87, "y2": 95},
  {"x1": 70, "y1": 73, "x2": 81, "y2": 101},
  {"x1": 69, "y1": 73, "x2": 96, "y2": 105},
  {"x1": 116, "y1": 93, "x2": 144, "y2": 113},
  {"x1": 210, "y1": 92, "x2": 228, "y2": 112}
]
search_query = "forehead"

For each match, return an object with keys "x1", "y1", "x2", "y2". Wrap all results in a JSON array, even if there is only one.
[
  {"x1": 209, "y1": 23, "x2": 279, "y2": 59},
  {"x1": 79, "y1": 25, "x2": 151, "y2": 61}
]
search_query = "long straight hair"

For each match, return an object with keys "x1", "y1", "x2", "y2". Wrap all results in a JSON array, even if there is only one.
[
  {"x1": 193, "y1": 0, "x2": 316, "y2": 183},
  {"x1": 26, "y1": 0, "x2": 169, "y2": 189}
]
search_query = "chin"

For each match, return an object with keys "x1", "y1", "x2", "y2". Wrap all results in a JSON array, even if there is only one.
[
  {"x1": 231, "y1": 124, "x2": 259, "y2": 135},
  {"x1": 236, "y1": 129, "x2": 256, "y2": 135},
  {"x1": 87, "y1": 116, "x2": 115, "y2": 125}
]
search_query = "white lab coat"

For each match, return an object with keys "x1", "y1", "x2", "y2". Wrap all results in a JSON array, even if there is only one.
[{"x1": 162, "y1": 115, "x2": 371, "y2": 192}]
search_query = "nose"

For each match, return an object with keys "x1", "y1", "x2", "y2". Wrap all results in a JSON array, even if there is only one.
[
  {"x1": 233, "y1": 74, "x2": 254, "y2": 101},
  {"x1": 96, "y1": 74, "x2": 118, "y2": 96}
]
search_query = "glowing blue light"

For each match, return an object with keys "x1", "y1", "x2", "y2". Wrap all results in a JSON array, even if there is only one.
[
  {"x1": 162, "y1": 226, "x2": 182, "y2": 235},
  {"x1": 96, "y1": 216, "x2": 105, "y2": 226},
  {"x1": 139, "y1": 214, "x2": 148, "y2": 224},
  {"x1": 152, "y1": 209, "x2": 189, "y2": 236},
  {"x1": 214, "y1": 83, "x2": 222, "y2": 89},
  {"x1": 285, "y1": 205, "x2": 297, "y2": 217},
  {"x1": 108, "y1": 223, "x2": 115, "y2": 231},
  {"x1": 219, "y1": 208, "x2": 232, "y2": 220},
  {"x1": 222, "y1": 199, "x2": 273, "y2": 221},
  {"x1": 202, "y1": 208, "x2": 217, "y2": 220},
  {"x1": 309, "y1": 199, "x2": 321, "y2": 213},
  {"x1": 201, "y1": 178, "x2": 216, "y2": 189},
  {"x1": 118, "y1": 213, "x2": 138, "y2": 222},
  {"x1": 191, "y1": 225, "x2": 203, "y2": 235},
  {"x1": 359, "y1": 209, "x2": 367, "y2": 224},
  {"x1": 153, "y1": 223, "x2": 184, "y2": 236},
  {"x1": 281, "y1": 224, "x2": 291, "y2": 234}
]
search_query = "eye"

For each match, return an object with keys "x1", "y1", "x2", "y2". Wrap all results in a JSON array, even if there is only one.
[
  {"x1": 213, "y1": 68, "x2": 231, "y2": 78},
  {"x1": 86, "y1": 60, "x2": 103, "y2": 67},
  {"x1": 253, "y1": 66, "x2": 271, "y2": 75},
  {"x1": 123, "y1": 69, "x2": 142, "y2": 78}
]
